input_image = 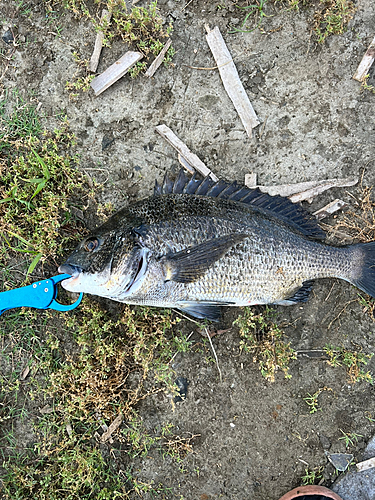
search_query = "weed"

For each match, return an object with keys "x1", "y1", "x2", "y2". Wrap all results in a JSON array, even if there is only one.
[
  {"x1": 1, "y1": 297, "x2": 194, "y2": 497},
  {"x1": 234, "y1": 306, "x2": 296, "y2": 381},
  {"x1": 272, "y1": 0, "x2": 355, "y2": 42},
  {"x1": 324, "y1": 344, "x2": 373, "y2": 384},
  {"x1": 65, "y1": 51, "x2": 95, "y2": 98},
  {"x1": 361, "y1": 74, "x2": 375, "y2": 94},
  {"x1": 2, "y1": 447, "x2": 127, "y2": 499},
  {"x1": 339, "y1": 429, "x2": 363, "y2": 448},
  {"x1": 229, "y1": 0, "x2": 272, "y2": 34},
  {"x1": 365, "y1": 411, "x2": 375, "y2": 423},
  {"x1": 301, "y1": 466, "x2": 324, "y2": 485},
  {"x1": 303, "y1": 387, "x2": 332, "y2": 414},
  {"x1": 0, "y1": 90, "x2": 90, "y2": 279},
  {"x1": 313, "y1": 0, "x2": 356, "y2": 43}
]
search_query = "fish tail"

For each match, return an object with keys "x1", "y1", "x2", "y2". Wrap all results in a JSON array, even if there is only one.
[{"x1": 349, "y1": 242, "x2": 375, "y2": 298}]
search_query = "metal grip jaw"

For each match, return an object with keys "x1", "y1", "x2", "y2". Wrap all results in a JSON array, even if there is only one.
[{"x1": 0, "y1": 274, "x2": 83, "y2": 316}]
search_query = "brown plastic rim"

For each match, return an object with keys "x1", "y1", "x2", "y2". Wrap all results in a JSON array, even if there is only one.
[{"x1": 278, "y1": 485, "x2": 343, "y2": 500}]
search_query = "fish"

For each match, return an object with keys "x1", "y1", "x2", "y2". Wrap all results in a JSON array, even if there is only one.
[{"x1": 58, "y1": 170, "x2": 375, "y2": 321}]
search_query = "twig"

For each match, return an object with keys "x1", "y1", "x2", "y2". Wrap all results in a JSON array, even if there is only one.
[
  {"x1": 356, "y1": 457, "x2": 375, "y2": 472},
  {"x1": 181, "y1": 53, "x2": 244, "y2": 71},
  {"x1": 313, "y1": 199, "x2": 348, "y2": 220},
  {"x1": 90, "y1": 9, "x2": 112, "y2": 73},
  {"x1": 327, "y1": 299, "x2": 357, "y2": 330},
  {"x1": 259, "y1": 115, "x2": 268, "y2": 139},
  {"x1": 204, "y1": 327, "x2": 222, "y2": 382},
  {"x1": 100, "y1": 413, "x2": 123, "y2": 443},
  {"x1": 155, "y1": 124, "x2": 218, "y2": 181},
  {"x1": 145, "y1": 39, "x2": 172, "y2": 78},
  {"x1": 90, "y1": 51, "x2": 143, "y2": 96},
  {"x1": 253, "y1": 178, "x2": 358, "y2": 203},
  {"x1": 205, "y1": 25, "x2": 260, "y2": 136},
  {"x1": 169, "y1": 331, "x2": 194, "y2": 365},
  {"x1": 353, "y1": 35, "x2": 375, "y2": 82}
]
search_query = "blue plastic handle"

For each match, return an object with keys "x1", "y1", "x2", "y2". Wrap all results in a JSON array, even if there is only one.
[{"x1": 0, "y1": 274, "x2": 83, "y2": 316}]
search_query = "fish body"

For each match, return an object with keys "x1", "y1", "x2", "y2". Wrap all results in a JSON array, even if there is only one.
[{"x1": 59, "y1": 171, "x2": 375, "y2": 320}]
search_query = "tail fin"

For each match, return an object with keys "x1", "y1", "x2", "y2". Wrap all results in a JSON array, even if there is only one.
[{"x1": 350, "y1": 242, "x2": 375, "y2": 298}]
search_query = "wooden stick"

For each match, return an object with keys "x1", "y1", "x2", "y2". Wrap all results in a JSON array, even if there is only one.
[
  {"x1": 249, "y1": 178, "x2": 357, "y2": 203},
  {"x1": 100, "y1": 413, "x2": 123, "y2": 443},
  {"x1": 178, "y1": 153, "x2": 195, "y2": 175},
  {"x1": 205, "y1": 25, "x2": 260, "y2": 136},
  {"x1": 155, "y1": 124, "x2": 218, "y2": 181},
  {"x1": 313, "y1": 199, "x2": 347, "y2": 220},
  {"x1": 90, "y1": 9, "x2": 112, "y2": 73},
  {"x1": 90, "y1": 51, "x2": 143, "y2": 96},
  {"x1": 288, "y1": 178, "x2": 358, "y2": 203},
  {"x1": 244, "y1": 172, "x2": 257, "y2": 188},
  {"x1": 356, "y1": 456, "x2": 375, "y2": 472},
  {"x1": 353, "y1": 35, "x2": 375, "y2": 82},
  {"x1": 145, "y1": 39, "x2": 172, "y2": 78}
]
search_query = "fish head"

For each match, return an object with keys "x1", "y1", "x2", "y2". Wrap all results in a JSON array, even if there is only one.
[{"x1": 58, "y1": 210, "x2": 148, "y2": 299}]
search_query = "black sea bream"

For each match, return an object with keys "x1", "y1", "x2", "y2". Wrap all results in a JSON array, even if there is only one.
[{"x1": 58, "y1": 170, "x2": 375, "y2": 321}]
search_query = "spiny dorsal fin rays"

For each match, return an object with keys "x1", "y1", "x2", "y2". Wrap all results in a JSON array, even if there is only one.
[{"x1": 153, "y1": 170, "x2": 325, "y2": 241}]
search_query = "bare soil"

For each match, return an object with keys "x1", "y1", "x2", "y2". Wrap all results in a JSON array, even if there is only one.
[{"x1": 1, "y1": 0, "x2": 375, "y2": 499}]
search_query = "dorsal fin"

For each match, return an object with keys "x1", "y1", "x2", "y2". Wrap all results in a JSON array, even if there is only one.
[{"x1": 154, "y1": 170, "x2": 325, "y2": 240}]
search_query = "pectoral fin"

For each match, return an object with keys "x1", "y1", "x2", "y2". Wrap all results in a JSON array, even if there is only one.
[{"x1": 162, "y1": 234, "x2": 246, "y2": 284}]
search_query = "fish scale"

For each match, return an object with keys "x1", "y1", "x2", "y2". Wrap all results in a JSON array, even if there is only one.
[{"x1": 59, "y1": 170, "x2": 375, "y2": 321}]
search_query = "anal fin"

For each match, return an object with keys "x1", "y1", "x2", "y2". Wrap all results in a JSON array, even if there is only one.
[{"x1": 273, "y1": 280, "x2": 314, "y2": 306}]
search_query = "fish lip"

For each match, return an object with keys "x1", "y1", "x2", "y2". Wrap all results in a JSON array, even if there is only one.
[
  {"x1": 58, "y1": 264, "x2": 82, "y2": 285},
  {"x1": 122, "y1": 247, "x2": 148, "y2": 297}
]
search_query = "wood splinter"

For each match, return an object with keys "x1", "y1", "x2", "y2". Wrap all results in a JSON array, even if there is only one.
[
  {"x1": 100, "y1": 413, "x2": 123, "y2": 443},
  {"x1": 155, "y1": 124, "x2": 218, "y2": 181},
  {"x1": 145, "y1": 39, "x2": 172, "y2": 78},
  {"x1": 353, "y1": 34, "x2": 375, "y2": 82},
  {"x1": 244, "y1": 177, "x2": 358, "y2": 204},
  {"x1": 89, "y1": 9, "x2": 112, "y2": 73},
  {"x1": 205, "y1": 25, "x2": 260, "y2": 137},
  {"x1": 90, "y1": 51, "x2": 143, "y2": 96}
]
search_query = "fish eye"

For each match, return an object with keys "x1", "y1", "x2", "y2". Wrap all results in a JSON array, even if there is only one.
[{"x1": 84, "y1": 238, "x2": 99, "y2": 252}]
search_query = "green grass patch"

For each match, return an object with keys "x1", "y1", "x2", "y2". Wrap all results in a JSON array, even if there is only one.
[
  {"x1": 0, "y1": 90, "x2": 90, "y2": 279},
  {"x1": 0, "y1": 300, "x2": 195, "y2": 498},
  {"x1": 234, "y1": 306, "x2": 296, "y2": 381}
]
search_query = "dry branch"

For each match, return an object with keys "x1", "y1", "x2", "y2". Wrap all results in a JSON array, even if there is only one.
[
  {"x1": 353, "y1": 35, "x2": 375, "y2": 82},
  {"x1": 90, "y1": 51, "x2": 143, "y2": 96},
  {"x1": 250, "y1": 177, "x2": 358, "y2": 203},
  {"x1": 356, "y1": 457, "x2": 375, "y2": 472},
  {"x1": 89, "y1": 9, "x2": 112, "y2": 73},
  {"x1": 205, "y1": 25, "x2": 260, "y2": 137},
  {"x1": 178, "y1": 153, "x2": 195, "y2": 175},
  {"x1": 145, "y1": 39, "x2": 172, "y2": 78},
  {"x1": 313, "y1": 199, "x2": 347, "y2": 220},
  {"x1": 100, "y1": 413, "x2": 123, "y2": 443},
  {"x1": 155, "y1": 124, "x2": 218, "y2": 181}
]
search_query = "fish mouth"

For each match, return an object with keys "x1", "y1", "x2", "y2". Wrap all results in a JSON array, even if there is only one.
[
  {"x1": 123, "y1": 248, "x2": 148, "y2": 297},
  {"x1": 58, "y1": 264, "x2": 83, "y2": 287}
]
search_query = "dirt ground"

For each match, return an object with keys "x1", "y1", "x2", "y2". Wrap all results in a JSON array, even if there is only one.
[{"x1": 2, "y1": 0, "x2": 375, "y2": 498}]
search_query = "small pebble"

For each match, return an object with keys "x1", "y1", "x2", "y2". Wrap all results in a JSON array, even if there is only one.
[{"x1": 2, "y1": 29, "x2": 14, "y2": 44}]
